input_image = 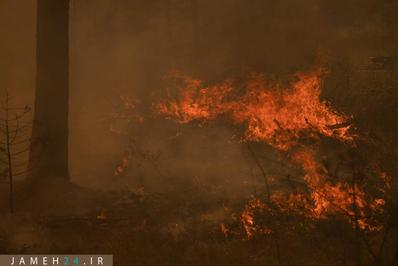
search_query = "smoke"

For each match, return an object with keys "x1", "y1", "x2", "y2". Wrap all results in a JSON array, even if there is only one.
[{"x1": 0, "y1": 0, "x2": 396, "y2": 192}]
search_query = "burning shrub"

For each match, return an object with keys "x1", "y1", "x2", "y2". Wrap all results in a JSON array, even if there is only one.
[{"x1": 156, "y1": 69, "x2": 388, "y2": 238}]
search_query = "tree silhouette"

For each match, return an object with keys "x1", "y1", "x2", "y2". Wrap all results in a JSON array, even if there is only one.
[
  {"x1": 0, "y1": 90, "x2": 32, "y2": 213},
  {"x1": 29, "y1": 0, "x2": 70, "y2": 180}
]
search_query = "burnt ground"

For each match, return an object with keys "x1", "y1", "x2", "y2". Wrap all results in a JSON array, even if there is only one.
[{"x1": 1, "y1": 179, "x2": 397, "y2": 266}]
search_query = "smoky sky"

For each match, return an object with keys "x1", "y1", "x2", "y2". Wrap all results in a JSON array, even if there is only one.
[{"x1": 0, "y1": 0, "x2": 397, "y2": 190}]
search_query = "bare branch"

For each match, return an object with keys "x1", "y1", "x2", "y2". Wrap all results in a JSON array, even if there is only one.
[
  {"x1": 11, "y1": 147, "x2": 30, "y2": 156},
  {"x1": 246, "y1": 142, "x2": 271, "y2": 201},
  {"x1": 0, "y1": 139, "x2": 31, "y2": 146},
  {"x1": 13, "y1": 168, "x2": 34, "y2": 177}
]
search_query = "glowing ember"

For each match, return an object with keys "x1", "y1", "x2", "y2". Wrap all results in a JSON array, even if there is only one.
[
  {"x1": 114, "y1": 156, "x2": 129, "y2": 177},
  {"x1": 220, "y1": 223, "x2": 230, "y2": 237},
  {"x1": 240, "y1": 199, "x2": 272, "y2": 239},
  {"x1": 97, "y1": 210, "x2": 107, "y2": 220}
]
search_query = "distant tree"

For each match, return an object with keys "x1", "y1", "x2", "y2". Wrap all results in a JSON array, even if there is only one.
[
  {"x1": 0, "y1": 90, "x2": 32, "y2": 213},
  {"x1": 29, "y1": 0, "x2": 70, "y2": 180}
]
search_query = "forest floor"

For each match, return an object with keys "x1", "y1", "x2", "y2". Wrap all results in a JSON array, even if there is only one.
[{"x1": 0, "y1": 180, "x2": 395, "y2": 266}]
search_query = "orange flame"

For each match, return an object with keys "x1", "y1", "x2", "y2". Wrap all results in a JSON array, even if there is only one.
[
  {"x1": 157, "y1": 72, "x2": 233, "y2": 124},
  {"x1": 220, "y1": 223, "x2": 230, "y2": 237},
  {"x1": 157, "y1": 69, "x2": 385, "y2": 234},
  {"x1": 240, "y1": 199, "x2": 272, "y2": 239},
  {"x1": 292, "y1": 148, "x2": 385, "y2": 230},
  {"x1": 157, "y1": 69, "x2": 353, "y2": 150}
]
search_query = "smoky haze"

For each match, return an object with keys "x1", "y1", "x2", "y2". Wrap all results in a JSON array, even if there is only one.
[{"x1": 0, "y1": 0, "x2": 396, "y2": 193}]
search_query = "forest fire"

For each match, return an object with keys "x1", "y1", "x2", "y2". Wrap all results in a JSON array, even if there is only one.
[
  {"x1": 157, "y1": 69, "x2": 354, "y2": 150},
  {"x1": 293, "y1": 148, "x2": 386, "y2": 230},
  {"x1": 3, "y1": 0, "x2": 398, "y2": 265},
  {"x1": 157, "y1": 69, "x2": 386, "y2": 237}
]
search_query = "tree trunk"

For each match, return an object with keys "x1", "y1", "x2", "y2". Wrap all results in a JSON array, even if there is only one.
[
  {"x1": 191, "y1": 0, "x2": 199, "y2": 59},
  {"x1": 29, "y1": 0, "x2": 70, "y2": 180}
]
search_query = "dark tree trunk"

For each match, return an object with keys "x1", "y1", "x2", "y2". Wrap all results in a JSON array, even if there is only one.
[
  {"x1": 191, "y1": 0, "x2": 199, "y2": 58},
  {"x1": 30, "y1": 0, "x2": 70, "y2": 180}
]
